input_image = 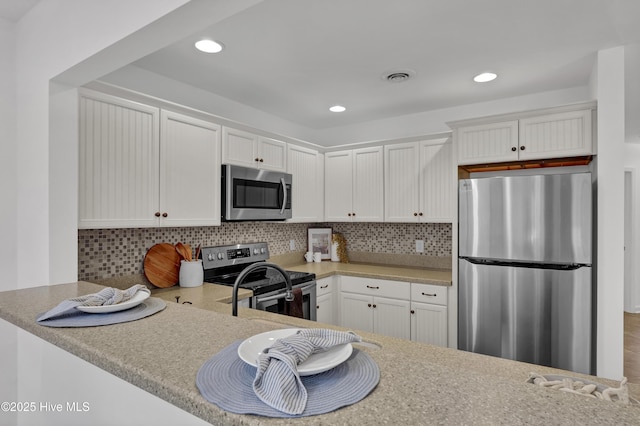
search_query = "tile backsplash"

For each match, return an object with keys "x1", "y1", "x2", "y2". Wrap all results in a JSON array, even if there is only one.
[{"x1": 78, "y1": 222, "x2": 451, "y2": 281}]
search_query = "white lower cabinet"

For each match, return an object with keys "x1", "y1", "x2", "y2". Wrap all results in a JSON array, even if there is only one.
[
  {"x1": 336, "y1": 276, "x2": 448, "y2": 346},
  {"x1": 339, "y1": 276, "x2": 410, "y2": 339},
  {"x1": 410, "y1": 283, "x2": 448, "y2": 347},
  {"x1": 315, "y1": 277, "x2": 336, "y2": 325}
]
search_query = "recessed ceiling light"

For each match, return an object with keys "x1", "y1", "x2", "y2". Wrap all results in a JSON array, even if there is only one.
[
  {"x1": 329, "y1": 105, "x2": 346, "y2": 113},
  {"x1": 473, "y1": 72, "x2": 497, "y2": 83},
  {"x1": 195, "y1": 39, "x2": 224, "y2": 53}
]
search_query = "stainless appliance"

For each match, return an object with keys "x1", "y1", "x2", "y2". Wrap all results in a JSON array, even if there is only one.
[
  {"x1": 458, "y1": 172, "x2": 593, "y2": 374},
  {"x1": 221, "y1": 164, "x2": 292, "y2": 221},
  {"x1": 201, "y1": 242, "x2": 316, "y2": 320}
]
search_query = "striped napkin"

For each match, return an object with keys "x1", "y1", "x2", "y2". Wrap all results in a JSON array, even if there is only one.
[
  {"x1": 36, "y1": 285, "x2": 149, "y2": 322},
  {"x1": 253, "y1": 328, "x2": 361, "y2": 414}
]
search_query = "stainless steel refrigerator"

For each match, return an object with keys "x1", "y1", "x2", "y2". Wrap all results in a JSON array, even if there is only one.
[{"x1": 458, "y1": 172, "x2": 593, "y2": 375}]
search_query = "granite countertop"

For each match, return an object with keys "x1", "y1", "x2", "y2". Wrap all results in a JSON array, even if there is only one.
[
  {"x1": 1, "y1": 281, "x2": 639, "y2": 425},
  {"x1": 281, "y1": 261, "x2": 452, "y2": 286}
]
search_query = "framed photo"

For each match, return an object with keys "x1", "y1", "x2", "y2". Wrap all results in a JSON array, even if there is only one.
[{"x1": 308, "y1": 227, "x2": 332, "y2": 260}]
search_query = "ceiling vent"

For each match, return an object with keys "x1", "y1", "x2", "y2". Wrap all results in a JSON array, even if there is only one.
[{"x1": 382, "y1": 69, "x2": 415, "y2": 83}]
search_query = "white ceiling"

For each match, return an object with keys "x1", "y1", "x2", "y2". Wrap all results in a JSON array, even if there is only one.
[
  {"x1": 128, "y1": 0, "x2": 640, "y2": 131},
  {"x1": 0, "y1": 0, "x2": 39, "y2": 22}
]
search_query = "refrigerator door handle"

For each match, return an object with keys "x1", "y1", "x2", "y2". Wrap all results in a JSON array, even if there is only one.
[{"x1": 459, "y1": 257, "x2": 589, "y2": 271}]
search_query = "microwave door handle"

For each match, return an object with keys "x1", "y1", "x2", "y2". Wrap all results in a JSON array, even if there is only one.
[{"x1": 279, "y1": 177, "x2": 288, "y2": 215}]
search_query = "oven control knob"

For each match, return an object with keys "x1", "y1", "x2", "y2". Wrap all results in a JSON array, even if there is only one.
[
  {"x1": 217, "y1": 252, "x2": 224, "y2": 260},
  {"x1": 260, "y1": 248, "x2": 266, "y2": 254},
  {"x1": 253, "y1": 248, "x2": 259, "y2": 255},
  {"x1": 207, "y1": 253, "x2": 214, "y2": 261}
]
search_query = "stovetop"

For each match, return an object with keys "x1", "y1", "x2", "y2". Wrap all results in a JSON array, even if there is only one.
[{"x1": 200, "y1": 242, "x2": 314, "y2": 296}]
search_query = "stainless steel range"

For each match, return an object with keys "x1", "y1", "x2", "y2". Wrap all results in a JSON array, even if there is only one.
[{"x1": 201, "y1": 242, "x2": 317, "y2": 320}]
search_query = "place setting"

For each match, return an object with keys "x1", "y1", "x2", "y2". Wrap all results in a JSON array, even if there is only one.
[
  {"x1": 35, "y1": 284, "x2": 166, "y2": 327},
  {"x1": 196, "y1": 328, "x2": 380, "y2": 417}
]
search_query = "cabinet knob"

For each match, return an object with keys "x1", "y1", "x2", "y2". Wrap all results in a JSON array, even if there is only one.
[
  {"x1": 259, "y1": 158, "x2": 264, "y2": 162},
  {"x1": 511, "y1": 147, "x2": 517, "y2": 152},
  {"x1": 418, "y1": 212, "x2": 423, "y2": 216},
  {"x1": 372, "y1": 304, "x2": 377, "y2": 308},
  {"x1": 411, "y1": 310, "x2": 415, "y2": 314},
  {"x1": 316, "y1": 305, "x2": 320, "y2": 309},
  {"x1": 255, "y1": 158, "x2": 260, "y2": 162},
  {"x1": 352, "y1": 212, "x2": 356, "y2": 216},
  {"x1": 520, "y1": 145, "x2": 526, "y2": 151},
  {"x1": 154, "y1": 212, "x2": 161, "y2": 217},
  {"x1": 367, "y1": 303, "x2": 372, "y2": 308},
  {"x1": 348, "y1": 213, "x2": 352, "y2": 217},
  {"x1": 414, "y1": 212, "x2": 418, "y2": 216},
  {"x1": 162, "y1": 212, "x2": 168, "y2": 218}
]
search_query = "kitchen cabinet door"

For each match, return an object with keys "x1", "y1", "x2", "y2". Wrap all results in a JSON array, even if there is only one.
[
  {"x1": 518, "y1": 109, "x2": 592, "y2": 160},
  {"x1": 78, "y1": 90, "x2": 160, "y2": 228},
  {"x1": 374, "y1": 296, "x2": 411, "y2": 339},
  {"x1": 384, "y1": 142, "x2": 420, "y2": 222},
  {"x1": 221, "y1": 127, "x2": 287, "y2": 172},
  {"x1": 418, "y1": 139, "x2": 453, "y2": 222},
  {"x1": 258, "y1": 136, "x2": 287, "y2": 172},
  {"x1": 410, "y1": 302, "x2": 448, "y2": 347},
  {"x1": 340, "y1": 292, "x2": 373, "y2": 333},
  {"x1": 352, "y1": 146, "x2": 384, "y2": 222},
  {"x1": 325, "y1": 150, "x2": 354, "y2": 221},
  {"x1": 456, "y1": 120, "x2": 519, "y2": 165},
  {"x1": 316, "y1": 277, "x2": 336, "y2": 325},
  {"x1": 325, "y1": 147, "x2": 383, "y2": 222},
  {"x1": 159, "y1": 110, "x2": 221, "y2": 227},
  {"x1": 221, "y1": 127, "x2": 257, "y2": 168},
  {"x1": 287, "y1": 145, "x2": 324, "y2": 222}
]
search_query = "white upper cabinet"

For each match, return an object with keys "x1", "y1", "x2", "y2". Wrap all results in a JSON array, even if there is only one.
[
  {"x1": 159, "y1": 110, "x2": 221, "y2": 227},
  {"x1": 518, "y1": 109, "x2": 593, "y2": 160},
  {"x1": 78, "y1": 90, "x2": 221, "y2": 228},
  {"x1": 325, "y1": 147, "x2": 384, "y2": 222},
  {"x1": 79, "y1": 91, "x2": 160, "y2": 228},
  {"x1": 385, "y1": 138, "x2": 453, "y2": 222},
  {"x1": 222, "y1": 127, "x2": 287, "y2": 172},
  {"x1": 456, "y1": 121, "x2": 519, "y2": 165},
  {"x1": 453, "y1": 104, "x2": 595, "y2": 165},
  {"x1": 287, "y1": 144, "x2": 324, "y2": 222}
]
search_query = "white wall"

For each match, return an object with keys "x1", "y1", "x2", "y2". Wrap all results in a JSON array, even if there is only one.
[
  {"x1": 0, "y1": 17, "x2": 17, "y2": 290},
  {"x1": 625, "y1": 145, "x2": 640, "y2": 312},
  {"x1": 594, "y1": 46, "x2": 626, "y2": 379},
  {"x1": 5, "y1": 0, "x2": 265, "y2": 289}
]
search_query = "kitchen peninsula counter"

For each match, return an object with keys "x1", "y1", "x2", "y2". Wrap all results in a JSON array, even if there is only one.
[{"x1": 1, "y1": 281, "x2": 639, "y2": 425}]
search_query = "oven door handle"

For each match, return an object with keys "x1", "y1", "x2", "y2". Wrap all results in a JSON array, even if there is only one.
[
  {"x1": 255, "y1": 283, "x2": 315, "y2": 304},
  {"x1": 279, "y1": 177, "x2": 288, "y2": 215}
]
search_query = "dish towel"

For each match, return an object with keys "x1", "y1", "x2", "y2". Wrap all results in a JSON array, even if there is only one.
[
  {"x1": 253, "y1": 328, "x2": 361, "y2": 415},
  {"x1": 36, "y1": 285, "x2": 149, "y2": 322},
  {"x1": 284, "y1": 288, "x2": 304, "y2": 318}
]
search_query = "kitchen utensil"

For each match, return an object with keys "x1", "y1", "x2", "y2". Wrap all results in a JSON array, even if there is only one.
[
  {"x1": 195, "y1": 244, "x2": 201, "y2": 261},
  {"x1": 175, "y1": 242, "x2": 191, "y2": 261},
  {"x1": 144, "y1": 243, "x2": 181, "y2": 288}
]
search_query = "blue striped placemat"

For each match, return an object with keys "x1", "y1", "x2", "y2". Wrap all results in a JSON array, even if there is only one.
[{"x1": 196, "y1": 340, "x2": 380, "y2": 417}]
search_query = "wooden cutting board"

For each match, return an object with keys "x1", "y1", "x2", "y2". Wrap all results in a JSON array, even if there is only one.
[{"x1": 144, "y1": 243, "x2": 181, "y2": 288}]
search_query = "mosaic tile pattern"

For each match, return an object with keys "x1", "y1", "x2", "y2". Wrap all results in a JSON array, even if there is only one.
[{"x1": 78, "y1": 222, "x2": 452, "y2": 281}]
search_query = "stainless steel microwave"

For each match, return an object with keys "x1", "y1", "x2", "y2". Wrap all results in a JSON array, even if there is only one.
[{"x1": 221, "y1": 164, "x2": 292, "y2": 221}]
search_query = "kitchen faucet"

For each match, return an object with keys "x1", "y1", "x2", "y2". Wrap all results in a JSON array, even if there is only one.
[{"x1": 231, "y1": 262, "x2": 293, "y2": 316}]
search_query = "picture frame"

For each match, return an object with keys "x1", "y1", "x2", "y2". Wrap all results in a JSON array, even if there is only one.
[{"x1": 307, "y1": 227, "x2": 333, "y2": 260}]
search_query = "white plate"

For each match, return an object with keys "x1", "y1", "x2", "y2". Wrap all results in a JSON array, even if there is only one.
[
  {"x1": 237, "y1": 328, "x2": 353, "y2": 376},
  {"x1": 76, "y1": 291, "x2": 150, "y2": 314}
]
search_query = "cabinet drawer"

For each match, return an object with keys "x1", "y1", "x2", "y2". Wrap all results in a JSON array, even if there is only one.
[
  {"x1": 341, "y1": 276, "x2": 410, "y2": 299},
  {"x1": 316, "y1": 278, "x2": 333, "y2": 296},
  {"x1": 411, "y1": 283, "x2": 447, "y2": 305}
]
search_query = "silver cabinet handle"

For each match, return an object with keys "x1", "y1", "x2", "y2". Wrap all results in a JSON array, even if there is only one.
[{"x1": 279, "y1": 177, "x2": 287, "y2": 215}]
